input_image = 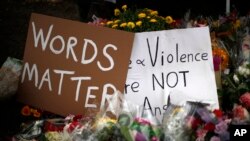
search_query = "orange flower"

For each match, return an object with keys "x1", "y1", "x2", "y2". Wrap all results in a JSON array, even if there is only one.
[
  {"x1": 21, "y1": 105, "x2": 31, "y2": 116},
  {"x1": 33, "y1": 110, "x2": 41, "y2": 118},
  {"x1": 212, "y1": 47, "x2": 229, "y2": 71}
]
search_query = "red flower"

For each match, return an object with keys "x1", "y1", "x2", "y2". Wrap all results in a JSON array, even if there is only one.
[
  {"x1": 73, "y1": 115, "x2": 83, "y2": 122},
  {"x1": 186, "y1": 116, "x2": 203, "y2": 130},
  {"x1": 240, "y1": 92, "x2": 250, "y2": 109},
  {"x1": 204, "y1": 122, "x2": 215, "y2": 131},
  {"x1": 213, "y1": 109, "x2": 223, "y2": 118},
  {"x1": 68, "y1": 121, "x2": 82, "y2": 133},
  {"x1": 21, "y1": 105, "x2": 31, "y2": 116},
  {"x1": 44, "y1": 121, "x2": 64, "y2": 132}
]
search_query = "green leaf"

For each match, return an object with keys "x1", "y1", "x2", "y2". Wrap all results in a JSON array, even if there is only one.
[{"x1": 120, "y1": 126, "x2": 133, "y2": 141}]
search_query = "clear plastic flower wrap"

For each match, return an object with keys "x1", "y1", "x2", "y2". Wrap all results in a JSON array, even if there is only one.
[
  {"x1": 0, "y1": 57, "x2": 23, "y2": 100},
  {"x1": 162, "y1": 94, "x2": 209, "y2": 141},
  {"x1": 91, "y1": 90, "x2": 163, "y2": 141}
]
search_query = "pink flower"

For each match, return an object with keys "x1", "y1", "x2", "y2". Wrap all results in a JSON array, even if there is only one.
[
  {"x1": 232, "y1": 104, "x2": 250, "y2": 122},
  {"x1": 135, "y1": 132, "x2": 147, "y2": 141},
  {"x1": 240, "y1": 92, "x2": 250, "y2": 109},
  {"x1": 196, "y1": 128, "x2": 208, "y2": 139}
]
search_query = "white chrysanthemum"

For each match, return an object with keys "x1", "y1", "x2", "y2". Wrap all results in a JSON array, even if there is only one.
[
  {"x1": 233, "y1": 74, "x2": 240, "y2": 83},
  {"x1": 238, "y1": 66, "x2": 244, "y2": 75}
]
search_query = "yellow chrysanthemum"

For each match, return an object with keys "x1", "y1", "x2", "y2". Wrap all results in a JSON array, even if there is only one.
[
  {"x1": 114, "y1": 8, "x2": 120, "y2": 16},
  {"x1": 138, "y1": 13, "x2": 146, "y2": 18},
  {"x1": 136, "y1": 21, "x2": 142, "y2": 26},
  {"x1": 150, "y1": 19, "x2": 157, "y2": 23},
  {"x1": 146, "y1": 8, "x2": 153, "y2": 13},
  {"x1": 106, "y1": 21, "x2": 114, "y2": 25},
  {"x1": 112, "y1": 24, "x2": 118, "y2": 29},
  {"x1": 234, "y1": 19, "x2": 241, "y2": 29},
  {"x1": 147, "y1": 16, "x2": 151, "y2": 19},
  {"x1": 150, "y1": 11, "x2": 158, "y2": 16},
  {"x1": 114, "y1": 19, "x2": 121, "y2": 24},
  {"x1": 120, "y1": 22, "x2": 127, "y2": 28},
  {"x1": 165, "y1": 16, "x2": 174, "y2": 24},
  {"x1": 122, "y1": 5, "x2": 127, "y2": 11},
  {"x1": 94, "y1": 117, "x2": 117, "y2": 130},
  {"x1": 127, "y1": 22, "x2": 135, "y2": 29}
]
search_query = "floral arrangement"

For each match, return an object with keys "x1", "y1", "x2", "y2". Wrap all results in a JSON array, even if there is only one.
[
  {"x1": 104, "y1": 5, "x2": 180, "y2": 32},
  {"x1": 8, "y1": 4, "x2": 250, "y2": 141}
]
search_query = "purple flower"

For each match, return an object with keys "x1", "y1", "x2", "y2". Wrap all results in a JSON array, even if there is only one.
[
  {"x1": 214, "y1": 121, "x2": 228, "y2": 135},
  {"x1": 210, "y1": 136, "x2": 220, "y2": 141},
  {"x1": 213, "y1": 56, "x2": 221, "y2": 71},
  {"x1": 214, "y1": 121, "x2": 230, "y2": 141},
  {"x1": 135, "y1": 132, "x2": 147, "y2": 141}
]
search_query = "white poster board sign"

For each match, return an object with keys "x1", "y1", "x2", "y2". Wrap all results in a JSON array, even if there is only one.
[{"x1": 125, "y1": 27, "x2": 219, "y2": 120}]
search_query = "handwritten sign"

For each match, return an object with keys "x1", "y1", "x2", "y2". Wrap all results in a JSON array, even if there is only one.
[
  {"x1": 125, "y1": 27, "x2": 219, "y2": 120},
  {"x1": 17, "y1": 13, "x2": 134, "y2": 116}
]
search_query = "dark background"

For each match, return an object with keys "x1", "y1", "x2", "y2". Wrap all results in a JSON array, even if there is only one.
[{"x1": 0, "y1": 0, "x2": 249, "y2": 138}]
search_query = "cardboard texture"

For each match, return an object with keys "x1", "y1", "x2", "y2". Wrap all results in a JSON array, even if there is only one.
[{"x1": 17, "y1": 13, "x2": 134, "y2": 117}]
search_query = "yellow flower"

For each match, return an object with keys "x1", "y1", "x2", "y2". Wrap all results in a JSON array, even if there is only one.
[
  {"x1": 120, "y1": 22, "x2": 127, "y2": 28},
  {"x1": 114, "y1": 19, "x2": 121, "y2": 24},
  {"x1": 150, "y1": 19, "x2": 157, "y2": 23},
  {"x1": 45, "y1": 132, "x2": 61, "y2": 141},
  {"x1": 106, "y1": 21, "x2": 114, "y2": 25},
  {"x1": 138, "y1": 13, "x2": 146, "y2": 18},
  {"x1": 112, "y1": 24, "x2": 118, "y2": 29},
  {"x1": 94, "y1": 117, "x2": 117, "y2": 130},
  {"x1": 114, "y1": 8, "x2": 120, "y2": 16},
  {"x1": 150, "y1": 10, "x2": 158, "y2": 16},
  {"x1": 165, "y1": 16, "x2": 174, "y2": 24},
  {"x1": 234, "y1": 19, "x2": 241, "y2": 29},
  {"x1": 127, "y1": 22, "x2": 135, "y2": 29},
  {"x1": 147, "y1": 16, "x2": 151, "y2": 19},
  {"x1": 122, "y1": 5, "x2": 127, "y2": 11},
  {"x1": 146, "y1": 8, "x2": 153, "y2": 13},
  {"x1": 136, "y1": 21, "x2": 142, "y2": 26}
]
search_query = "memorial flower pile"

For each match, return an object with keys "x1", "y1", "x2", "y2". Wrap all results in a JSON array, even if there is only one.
[{"x1": 7, "y1": 4, "x2": 250, "y2": 141}]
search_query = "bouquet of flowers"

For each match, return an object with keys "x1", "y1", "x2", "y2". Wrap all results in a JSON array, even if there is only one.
[{"x1": 104, "y1": 5, "x2": 180, "y2": 32}]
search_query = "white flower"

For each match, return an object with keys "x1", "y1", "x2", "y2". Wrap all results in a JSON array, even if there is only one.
[
  {"x1": 244, "y1": 69, "x2": 250, "y2": 78},
  {"x1": 233, "y1": 74, "x2": 240, "y2": 83},
  {"x1": 246, "y1": 69, "x2": 250, "y2": 75},
  {"x1": 238, "y1": 66, "x2": 244, "y2": 75}
]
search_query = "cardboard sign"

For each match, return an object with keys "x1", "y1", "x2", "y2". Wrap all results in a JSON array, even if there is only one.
[
  {"x1": 125, "y1": 27, "x2": 219, "y2": 120},
  {"x1": 17, "y1": 13, "x2": 134, "y2": 116}
]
